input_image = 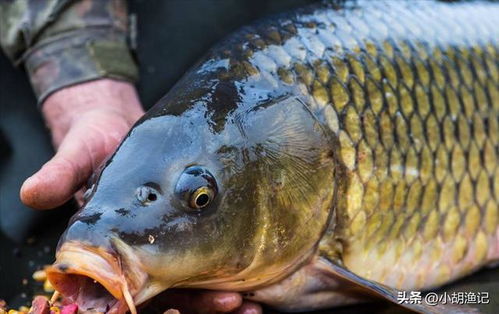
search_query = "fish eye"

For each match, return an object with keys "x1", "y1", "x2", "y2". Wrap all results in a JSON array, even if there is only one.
[{"x1": 175, "y1": 166, "x2": 217, "y2": 211}]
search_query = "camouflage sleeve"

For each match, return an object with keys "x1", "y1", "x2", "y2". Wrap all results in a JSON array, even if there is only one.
[{"x1": 0, "y1": 0, "x2": 138, "y2": 104}]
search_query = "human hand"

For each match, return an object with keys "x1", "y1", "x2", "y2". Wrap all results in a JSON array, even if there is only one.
[
  {"x1": 20, "y1": 79, "x2": 144, "y2": 209},
  {"x1": 148, "y1": 289, "x2": 262, "y2": 314}
]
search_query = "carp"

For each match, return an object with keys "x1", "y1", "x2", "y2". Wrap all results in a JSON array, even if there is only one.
[{"x1": 46, "y1": 0, "x2": 499, "y2": 313}]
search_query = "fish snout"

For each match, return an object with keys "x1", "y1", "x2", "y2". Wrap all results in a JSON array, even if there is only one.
[
  {"x1": 46, "y1": 241, "x2": 147, "y2": 314},
  {"x1": 57, "y1": 213, "x2": 112, "y2": 252}
]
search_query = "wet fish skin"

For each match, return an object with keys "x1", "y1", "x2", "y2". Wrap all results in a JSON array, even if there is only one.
[
  {"x1": 47, "y1": 0, "x2": 498, "y2": 312},
  {"x1": 212, "y1": 0, "x2": 499, "y2": 291}
]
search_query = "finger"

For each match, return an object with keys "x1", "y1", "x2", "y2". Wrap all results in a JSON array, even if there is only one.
[
  {"x1": 20, "y1": 154, "x2": 84, "y2": 210},
  {"x1": 151, "y1": 290, "x2": 242, "y2": 314},
  {"x1": 20, "y1": 119, "x2": 121, "y2": 209},
  {"x1": 233, "y1": 301, "x2": 262, "y2": 314},
  {"x1": 196, "y1": 291, "x2": 243, "y2": 312}
]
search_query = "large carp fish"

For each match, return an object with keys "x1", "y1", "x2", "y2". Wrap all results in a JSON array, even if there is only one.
[{"x1": 46, "y1": 0, "x2": 498, "y2": 313}]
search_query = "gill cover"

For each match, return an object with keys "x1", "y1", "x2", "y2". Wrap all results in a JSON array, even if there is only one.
[{"x1": 176, "y1": 95, "x2": 338, "y2": 290}]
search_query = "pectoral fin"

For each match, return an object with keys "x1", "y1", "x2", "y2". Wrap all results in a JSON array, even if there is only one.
[
  {"x1": 319, "y1": 257, "x2": 480, "y2": 314},
  {"x1": 245, "y1": 254, "x2": 479, "y2": 313}
]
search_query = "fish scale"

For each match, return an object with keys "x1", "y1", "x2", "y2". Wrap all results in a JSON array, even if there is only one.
[{"x1": 216, "y1": 0, "x2": 499, "y2": 291}]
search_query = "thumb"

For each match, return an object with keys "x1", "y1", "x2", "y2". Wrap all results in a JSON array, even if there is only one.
[
  {"x1": 20, "y1": 154, "x2": 85, "y2": 210},
  {"x1": 20, "y1": 119, "x2": 122, "y2": 209}
]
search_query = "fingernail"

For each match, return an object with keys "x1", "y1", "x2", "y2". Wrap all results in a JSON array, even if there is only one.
[
  {"x1": 214, "y1": 294, "x2": 239, "y2": 309},
  {"x1": 241, "y1": 307, "x2": 260, "y2": 314}
]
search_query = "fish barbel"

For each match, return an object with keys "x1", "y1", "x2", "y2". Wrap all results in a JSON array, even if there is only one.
[{"x1": 46, "y1": 0, "x2": 498, "y2": 313}]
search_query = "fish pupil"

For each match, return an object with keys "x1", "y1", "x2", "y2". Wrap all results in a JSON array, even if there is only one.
[{"x1": 195, "y1": 193, "x2": 210, "y2": 207}]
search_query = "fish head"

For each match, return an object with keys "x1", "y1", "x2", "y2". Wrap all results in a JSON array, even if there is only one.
[{"x1": 46, "y1": 72, "x2": 336, "y2": 312}]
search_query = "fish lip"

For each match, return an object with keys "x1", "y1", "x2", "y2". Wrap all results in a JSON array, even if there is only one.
[{"x1": 46, "y1": 241, "x2": 143, "y2": 313}]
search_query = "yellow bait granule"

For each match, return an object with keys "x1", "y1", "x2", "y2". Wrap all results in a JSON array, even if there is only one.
[{"x1": 32, "y1": 270, "x2": 47, "y2": 282}]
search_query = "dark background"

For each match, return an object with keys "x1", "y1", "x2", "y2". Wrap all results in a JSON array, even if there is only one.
[{"x1": 0, "y1": 0, "x2": 497, "y2": 313}]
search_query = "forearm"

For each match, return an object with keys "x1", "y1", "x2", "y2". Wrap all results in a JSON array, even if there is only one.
[{"x1": 0, "y1": 0, "x2": 138, "y2": 104}]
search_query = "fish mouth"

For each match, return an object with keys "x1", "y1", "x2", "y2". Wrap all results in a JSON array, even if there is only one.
[{"x1": 46, "y1": 242, "x2": 145, "y2": 314}]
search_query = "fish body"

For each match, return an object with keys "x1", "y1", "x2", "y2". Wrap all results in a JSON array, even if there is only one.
[{"x1": 47, "y1": 1, "x2": 498, "y2": 313}]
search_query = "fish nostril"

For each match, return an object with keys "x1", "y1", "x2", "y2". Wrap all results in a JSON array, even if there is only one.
[{"x1": 136, "y1": 186, "x2": 158, "y2": 204}]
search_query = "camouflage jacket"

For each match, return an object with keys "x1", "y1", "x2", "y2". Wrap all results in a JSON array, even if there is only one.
[{"x1": 0, "y1": 0, "x2": 138, "y2": 104}]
